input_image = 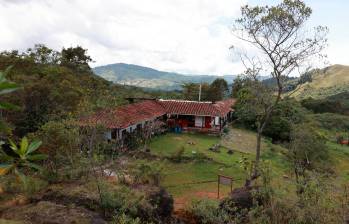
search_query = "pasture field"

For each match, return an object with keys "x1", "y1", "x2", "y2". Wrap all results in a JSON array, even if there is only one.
[
  {"x1": 145, "y1": 127, "x2": 349, "y2": 208},
  {"x1": 147, "y1": 128, "x2": 292, "y2": 204}
]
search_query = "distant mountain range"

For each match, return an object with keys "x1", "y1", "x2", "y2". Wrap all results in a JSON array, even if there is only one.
[
  {"x1": 93, "y1": 63, "x2": 349, "y2": 98},
  {"x1": 93, "y1": 63, "x2": 237, "y2": 90}
]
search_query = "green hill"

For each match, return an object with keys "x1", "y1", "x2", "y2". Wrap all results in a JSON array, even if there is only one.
[
  {"x1": 292, "y1": 64, "x2": 349, "y2": 99},
  {"x1": 93, "y1": 63, "x2": 237, "y2": 90}
]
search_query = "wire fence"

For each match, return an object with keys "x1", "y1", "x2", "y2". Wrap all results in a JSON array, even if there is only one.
[{"x1": 163, "y1": 178, "x2": 243, "y2": 188}]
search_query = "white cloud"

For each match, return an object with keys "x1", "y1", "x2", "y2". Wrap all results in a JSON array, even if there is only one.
[
  {"x1": 0, "y1": 0, "x2": 246, "y2": 75},
  {"x1": 2, "y1": 0, "x2": 343, "y2": 76}
]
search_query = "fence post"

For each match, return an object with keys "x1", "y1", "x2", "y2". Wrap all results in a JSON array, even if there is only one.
[{"x1": 217, "y1": 175, "x2": 220, "y2": 199}]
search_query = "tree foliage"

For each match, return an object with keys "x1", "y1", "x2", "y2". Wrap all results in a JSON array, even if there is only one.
[
  {"x1": 181, "y1": 78, "x2": 229, "y2": 101},
  {"x1": 209, "y1": 78, "x2": 229, "y2": 102},
  {"x1": 61, "y1": 46, "x2": 93, "y2": 72},
  {"x1": 287, "y1": 124, "x2": 329, "y2": 194},
  {"x1": 0, "y1": 44, "x2": 151, "y2": 136},
  {"x1": 233, "y1": 0, "x2": 328, "y2": 181}
]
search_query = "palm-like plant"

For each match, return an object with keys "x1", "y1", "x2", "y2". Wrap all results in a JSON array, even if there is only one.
[{"x1": 0, "y1": 137, "x2": 47, "y2": 185}]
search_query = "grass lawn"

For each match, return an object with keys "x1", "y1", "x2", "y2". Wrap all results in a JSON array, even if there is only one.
[
  {"x1": 327, "y1": 141, "x2": 349, "y2": 183},
  {"x1": 147, "y1": 128, "x2": 292, "y2": 201},
  {"x1": 145, "y1": 127, "x2": 349, "y2": 208}
]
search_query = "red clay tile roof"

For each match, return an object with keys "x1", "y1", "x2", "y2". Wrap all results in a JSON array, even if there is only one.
[
  {"x1": 212, "y1": 99, "x2": 237, "y2": 116},
  {"x1": 158, "y1": 99, "x2": 236, "y2": 117},
  {"x1": 80, "y1": 99, "x2": 236, "y2": 129},
  {"x1": 80, "y1": 100, "x2": 166, "y2": 129}
]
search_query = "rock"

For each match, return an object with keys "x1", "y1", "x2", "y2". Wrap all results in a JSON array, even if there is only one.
[
  {"x1": 208, "y1": 144, "x2": 221, "y2": 153},
  {"x1": 16, "y1": 195, "x2": 29, "y2": 206}
]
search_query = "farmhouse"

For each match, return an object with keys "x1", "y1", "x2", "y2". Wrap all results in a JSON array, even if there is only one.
[
  {"x1": 159, "y1": 99, "x2": 235, "y2": 134},
  {"x1": 80, "y1": 99, "x2": 236, "y2": 141}
]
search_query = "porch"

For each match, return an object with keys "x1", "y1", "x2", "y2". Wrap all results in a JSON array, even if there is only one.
[{"x1": 166, "y1": 114, "x2": 224, "y2": 134}]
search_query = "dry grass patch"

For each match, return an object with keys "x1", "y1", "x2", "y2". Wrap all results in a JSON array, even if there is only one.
[{"x1": 221, "y1": 127, "x2": 268, "y2": 154}]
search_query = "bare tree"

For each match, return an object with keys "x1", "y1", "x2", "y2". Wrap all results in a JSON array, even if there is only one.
[
  {"x1": 232, "y1": 0, "x2": 328, "y2": 183},
  {"x1": 141, "y1": 120, "x2": 165, "y2": 151}
]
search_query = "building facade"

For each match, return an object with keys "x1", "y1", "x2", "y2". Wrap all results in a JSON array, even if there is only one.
[{"x1": 80, "y1": 99, "x2": 236, "y2": 141}]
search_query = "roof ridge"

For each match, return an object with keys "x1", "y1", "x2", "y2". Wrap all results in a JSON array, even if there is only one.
[{"x1": 158, "y1": 99, "x2": 213, "y2": 104}]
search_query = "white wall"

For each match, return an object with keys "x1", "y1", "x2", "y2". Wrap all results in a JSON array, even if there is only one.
[
  {"x1": 195, "y1": 116, "x2": 204, "y2": 127},
  {"x1": 215, "y1": 116, "x2": 220, "y2": 126}
]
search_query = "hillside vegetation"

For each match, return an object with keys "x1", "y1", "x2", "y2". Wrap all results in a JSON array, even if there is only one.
[
  {"x1": 292, "y1": 64, "x2": 349, "y2": 99},
  {"x1": 1, "y1": 45, "x2": 349, "y2": 223},
  {"x1": 93, "y1": 63, "x2": 237, "y2": 90}
]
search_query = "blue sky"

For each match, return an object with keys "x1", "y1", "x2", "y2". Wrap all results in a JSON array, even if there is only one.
[{"x1": 0, "y1": 0, "x2": 347, "y2": 75}]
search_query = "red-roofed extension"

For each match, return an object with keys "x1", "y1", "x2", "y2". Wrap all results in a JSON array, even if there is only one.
[{"x1": 80, "y1": 100, "x2": 166, "y2": 129}]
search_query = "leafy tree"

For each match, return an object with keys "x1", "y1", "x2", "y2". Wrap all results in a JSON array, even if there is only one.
[
  {"x1": 301, "y1": 94, "x2": 349, "y2": 115},
  {"x1": 298, "y1": 71, "x2": 313, "y2": 85},
  {"x1": 288, "y1": 124, "x2": 329, "y2": 195},
  {"x1": 182, "y1": 79, "x2": 229, "y2": 102},
  {"x1": 25, "y1": 44, "x2": 60, "y2": 64},
  {"x1": 61, "y1": 46, "x2": 93, "y2": 72},
  {"x1": 263, "y1": 99, "x2": 306, "y2": 142},
  {"x1": 208, "y1": 78, "x2": 229, "y2": 101},
  {"x1": 232, "y1": 0, "x2": 328, "y2": 182},
  {"x1": 181, "y1": 82, "x2": 210, "y2": 101},
  {"x1": 0, "y1": 137, "x2": 47, "y2": 186},
  {"x1": 231, "y1": 76, "x2": 247, "y2": 98},
  {"x1": 32, "y1": 120, "x2": 81, "y2": 171},
  {"x1": 182, "y1": 82, "x2": 199, "y2": 100}
]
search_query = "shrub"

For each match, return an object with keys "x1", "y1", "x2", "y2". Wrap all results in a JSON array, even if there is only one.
[
  {"x1": 113, "y1": 213, "x2": 142, "y2": 224},
  {"x1": 132, "y1": 162, "x2": 164, "y2": 186},
  {"x1": 100, "y1": 185, "x2": 144, "y2": 218},
  {"x1": 100, "y1": 184, "x2": 173, "y2": 223},
  {"x1": 169, "y1": 146, "x2": 185, "y2": 162},
  {"x1": 193, "y1": 152, "x2": 211, "y2": 162},
  {"x1": 310, "y1": 113, "x2": 349, "y2": 131},
  {"x1": 301, "y1": 93, "x2": 349, "y2": 115},
  {"x1": 0, "y1": 175, "x2": 21, "y2": 195},
  {"x1": 189, "y1": 199, "x2": 230, "y2": 224},
  {"x1": 22, "y1": 176, "x2": 48, "y2": 197},
  {"x1": 148, "y1": 187, "x2": 173, "y2": 218},
  {"x1": 248, "y1": 178, "x2": 342, "y2": 224},
  {"x1": 235, "y1": 98, "x2": 306, "y2": 142},
  {"x1": 31, "y1": 120, "x2": 81, "y2": 171},
  {"x1": 138, "y1": 187, "x2": 174, "y2": 222}
]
